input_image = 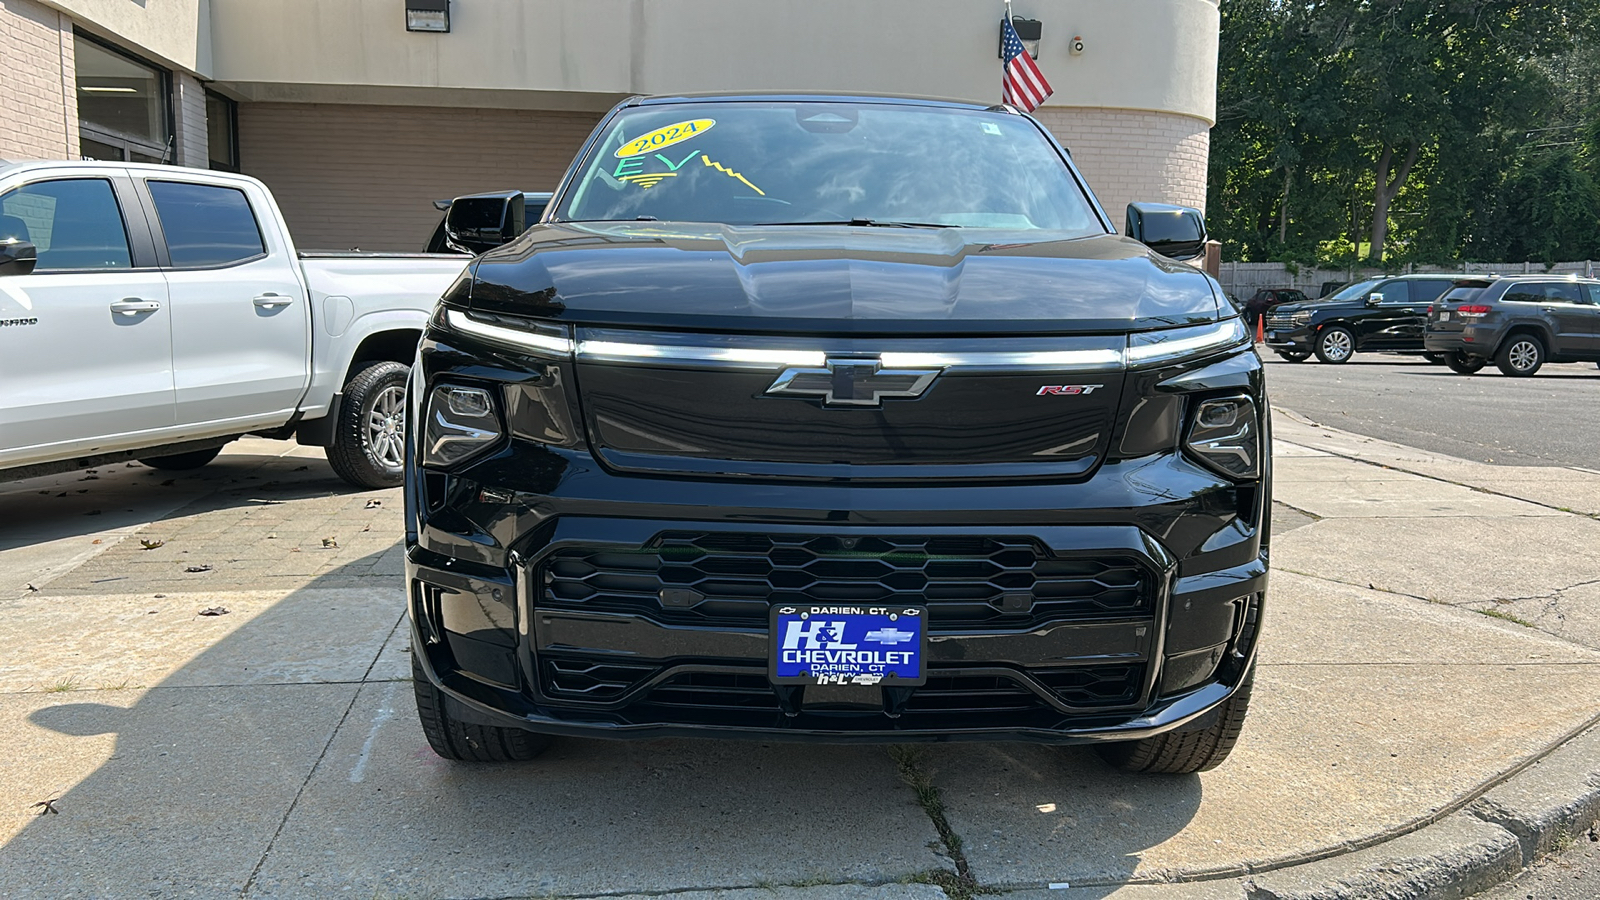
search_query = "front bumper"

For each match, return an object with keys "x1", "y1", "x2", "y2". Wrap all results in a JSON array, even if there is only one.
[
  {"x1": 406, "y1": 454, "x2": 1268, "y2": 744},
  {"x1": 1263, "y1": 322, "x2": 1315, "y2": 352}
]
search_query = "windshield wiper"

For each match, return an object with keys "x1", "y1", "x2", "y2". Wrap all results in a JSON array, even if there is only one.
[{"x1": 753, "y1": 218, "x2": 957, "y2": 229}]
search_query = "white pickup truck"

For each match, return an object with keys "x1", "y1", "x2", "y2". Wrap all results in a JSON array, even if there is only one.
[{"x1": 0, "y1": 161, "x2": 469, "y2": 488}]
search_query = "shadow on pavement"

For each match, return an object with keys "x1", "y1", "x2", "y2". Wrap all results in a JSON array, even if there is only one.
[{"x1": 0, "y1": 462, "x2": 1205, "y2": 898}]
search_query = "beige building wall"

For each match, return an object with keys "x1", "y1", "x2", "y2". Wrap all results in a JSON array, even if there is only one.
[
  {"x1": 238, "y1": 104, "x2": 603, "y2": 251},
  {"x1": 171, "y1": 71, "x2": 208, "y2": 167},
  {"x1": 0, "y1": 0, "x2": 78, "y2": 160},
  {"x1": 1033, "y1": 107, "x2": 1213, "y2": 220}
]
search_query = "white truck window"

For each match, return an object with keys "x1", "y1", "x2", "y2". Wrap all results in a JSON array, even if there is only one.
[
  {"x1": 147, "y1": 180, "x2": 265, "y2": 268},
  {"x1": 0, "y1": 178, "x2": 132, "y2": 271}
]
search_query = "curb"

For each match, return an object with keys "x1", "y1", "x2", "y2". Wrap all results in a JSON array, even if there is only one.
[{"x1": 993, "y1": 721, "x2": 1600, "y2": 899}]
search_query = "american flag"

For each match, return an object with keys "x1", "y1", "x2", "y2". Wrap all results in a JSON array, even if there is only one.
[{"x1": 1000, "y1": 15, "x2": 1053, "y2": 112}]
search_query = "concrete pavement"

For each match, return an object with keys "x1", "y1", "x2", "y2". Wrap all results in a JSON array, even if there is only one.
[{"x1": 0, "y1": 422, "x2": 1598, "y2": 899}]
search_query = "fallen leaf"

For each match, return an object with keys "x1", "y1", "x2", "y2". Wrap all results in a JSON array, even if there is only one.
[
  {"x1": 265, "y1": 533, "x2": 277, "y2": 540},
  {"x1": 184, "y1": 565, "x2": 212, "y2": 573},
  {"x1": 198, "y1": 606, "x2": 229, "y2": 616},
  {"x1": 153, "y1": 594, "x2": 165, "y2": 599},
  {"x1": 364, "y1": 499, "x2": 382, "y2": 509},
  {"x1": 91, "y1": 539, "x2": 102, "y2": 545},
  {"x1": 30, "y1": 798, "x2": 59, "y2": 816},
  {"x1": 294, "y1": 465, "x2": 309, "y2": 471},
  {"x1": 80, "y1": 475, "x2": 99, "y2": 481},
  {"x1": 140, "y1": 539, "x2": 165, "y2": 550},
  {"x1": 290, "y1": 547, "x2": 302, "y2": 553},
  {"x1": 25, "y1": 583, "x2": 39, "y2": 592},
  {"x1": 322, "y1": 537, "x2": 338, "y2": 548}
]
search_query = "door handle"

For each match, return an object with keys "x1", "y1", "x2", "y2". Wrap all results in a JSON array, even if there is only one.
[
  {"x1": 109, "y1": 298, "x2": 161, "y2": 316},
  {"x1": 253, "y1": 293, "x2": 295, "y2": 309},
  {"x1": 1400, "y1": 308, "x2": 1414, "y2": 314}
]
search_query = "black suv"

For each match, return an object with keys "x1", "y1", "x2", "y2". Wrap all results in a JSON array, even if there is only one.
[
  {"x1": 405, "y1": 94, "x2": 1268, "y2": 775},
  {"x1": 1263, "y1": 274, "x2": 1463, "y2": 363},
  {"x1": 1424, "y1": 276, "x2": 1600, "y2": 376}
]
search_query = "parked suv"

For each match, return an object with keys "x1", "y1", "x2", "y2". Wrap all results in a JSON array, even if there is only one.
[
  {"x1": 1424, "y1": 276, "x2": 1600, "y2": 376},
  {"x1": 1263, "y1": 274, "x2": 1463, "y2": 363},
  {"x1": 404, "y1": 94, "x2": 1268, "y2": 775}
]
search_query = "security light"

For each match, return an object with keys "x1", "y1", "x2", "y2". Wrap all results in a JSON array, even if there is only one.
[
  {"x1": 1001, "y1": 17, "x2": 1043, "y2": 59},
  {"x1": 405, "y1": 0, "x2": 450, "y2": 33}
]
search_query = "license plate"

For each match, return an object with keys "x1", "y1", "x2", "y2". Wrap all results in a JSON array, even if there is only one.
[
  {"x1": 769, "y1": 604, "x2": 927, "y2": 686},
  {"x1": 1438, "y1": 312, "x2": 1449, "y2": 322}
]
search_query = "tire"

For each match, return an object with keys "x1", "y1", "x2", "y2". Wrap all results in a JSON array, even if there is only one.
[
  {"x1": 1314, "y1": 326, "x2": 1356, "y2": 364},
  {"x1": 1097, "y1": 671, "x2": 1254, "y2": 774},
  {"x1": 1275, "y1": 350, "x2": 1312, "y2": 362},
  {"x1": 1445, "y1": 352, "x2": 1487, "y2": 375},
  {"x1": 1495, "y1": 334, "x2": 1545, "y2": 377},
  {"x1": 1423, "y1": 352, "x2": 1446, "y2": 365},
  {"x1": 325, "y1": 360, "x2": 409, "y2": 489},
  {"x1": 137, "y1": 446, "x2": 222, "y2": 470},
  {"x1": 412, "y1": 654, "x2": 551, "y2": 762}
]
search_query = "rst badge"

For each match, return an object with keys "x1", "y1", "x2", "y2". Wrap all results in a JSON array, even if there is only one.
[{"x1": 1037, "y1": 384, "x2": 1103, "y2": 396}]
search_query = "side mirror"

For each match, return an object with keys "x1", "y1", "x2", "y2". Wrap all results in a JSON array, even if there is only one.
[
  {"x1": 444, "y1": 192, "x2": 526, "y2": 254},
  {"x1": 0, "y1": 239, "x2": 37, "y2": 276},
  {"x1": 1126, "y1": 203, "x2": 1207, "y2": 261},
  {"x1": 1366, "y1": 292, "x2": 1384, "y2": 307}
]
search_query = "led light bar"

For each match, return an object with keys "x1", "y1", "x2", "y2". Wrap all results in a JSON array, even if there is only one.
[{"x1": 446, "y1": 310, "x2": 573, "y2": 355}]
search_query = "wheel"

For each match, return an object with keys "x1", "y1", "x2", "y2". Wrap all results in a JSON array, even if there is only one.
[
  {"x1": 1096, "y1": 670, "x2": 1254, "y2": 774},
  {"x1": 1423, "y1": 352, "x2": 1446, "y2": 365},
  {"x1": 325, "y1": 360, "x2": 409, "y2": 489},
  {"x1": 1275, "y1": 350, "x2": 1312, "y2": 362},
  {"x1": 1445, "y1": 352, "x2": 1487, "y2": 375},
  {"x1": 1495, "y1": 334, "x2": 1545, "y2": 377},
  {"x1": 137, "y1": 446, "x2": 222, "y2": 470},
  {"x1": 1313, "y1": 326, "x2": 1356, "y2": 364},
  {"x1": 412, "y1": 654, "x2": 551, "y2": 761}
]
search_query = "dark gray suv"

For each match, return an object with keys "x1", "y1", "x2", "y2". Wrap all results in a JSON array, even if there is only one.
[{"x1": 1424, "y1": 276, "x2": 1600, "y2": 376}]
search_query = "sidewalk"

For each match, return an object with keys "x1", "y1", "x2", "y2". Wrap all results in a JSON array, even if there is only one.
[{"x1": 1, "y1": 421, "x2": 1598, "y2": 900}]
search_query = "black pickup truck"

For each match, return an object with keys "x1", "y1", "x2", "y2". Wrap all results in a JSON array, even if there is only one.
[{"x1": 404, "y1": 93, "x2": 1268, "y2": 775}]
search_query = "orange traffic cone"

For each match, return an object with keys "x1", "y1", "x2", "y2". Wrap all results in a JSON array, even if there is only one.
[{"x1": 1255, "y1": 316, "x2": 1265, "y2": 344}]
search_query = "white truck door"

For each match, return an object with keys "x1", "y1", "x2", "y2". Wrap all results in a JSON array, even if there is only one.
[
  {"x1": 0, "y1": 176, "x2": 173, "y2": 457},
  {"x1": 142, "y1": 177, "x2": 310, "y2": 429}
]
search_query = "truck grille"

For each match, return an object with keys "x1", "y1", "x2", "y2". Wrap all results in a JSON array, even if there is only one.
[{"x1": 541, "y1": 532, "x2": 1148, "y2": 629}]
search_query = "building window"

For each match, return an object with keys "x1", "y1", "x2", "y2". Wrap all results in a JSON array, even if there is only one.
[
  {"x1": 206, "y1": 92, "x2": 240, "y2": 172},
  {"x1": 75, "y1": 31, "x2": 174, "y2": 163}
]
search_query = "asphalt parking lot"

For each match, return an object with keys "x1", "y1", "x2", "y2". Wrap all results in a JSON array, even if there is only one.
[
  {"x1": 1264, "y1": 353, "x2": 1600, "y2": 467},
  {"x1": 4, "y1": 413, "x2": 1600, "y2": 899}
]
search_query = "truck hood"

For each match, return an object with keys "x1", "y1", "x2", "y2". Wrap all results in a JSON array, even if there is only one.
[
  {"x1": 468, "y1": 222, "x2": 1221, "y2": 335},
  {"x1": 1272, "y1": 301, "x2": 1360, "y2": 316}
]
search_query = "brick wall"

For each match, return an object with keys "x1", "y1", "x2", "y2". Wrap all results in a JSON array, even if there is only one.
[
  {"x1": 171, "y1": 72, "x2": 208, "y2": 167},
  {"x1": 0, "y1": 0, "x2": 77, "y2": 160},
  {"x1": 1032, "y1": 107, "x2": 1211, "y2": 227},
  {"x1": 237, "y1": 103, "x2": 605, "y2": 251}
]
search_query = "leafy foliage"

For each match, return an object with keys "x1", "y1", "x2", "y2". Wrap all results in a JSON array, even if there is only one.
[{"x1": 1209, "y1": 0, "x2": 1600, "y2": 266}]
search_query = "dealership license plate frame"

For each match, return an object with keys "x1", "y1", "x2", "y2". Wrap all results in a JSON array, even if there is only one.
[{"x1": 768, "y1": 604, "x2": 928, "y2": 687}]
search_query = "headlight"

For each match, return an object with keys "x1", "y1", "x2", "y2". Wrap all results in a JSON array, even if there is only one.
[
  {"x1": 1291, "y1": 311, "x2": 1313, "y2": 325},
  {"x1": 1125, "y1": 319, "x2": 1250, "y2": 368},
  {"x1": 423, "y1": 385, "x2": 503, "y2": 467},
  {"x1": 1185, "y1": 396, "x2": 1260, "y2": 480}
]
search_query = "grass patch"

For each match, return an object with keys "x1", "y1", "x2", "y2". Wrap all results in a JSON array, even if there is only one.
[
  {"x1": 46, "y1": 679, "x2": 78, "y2": 693},
  {"x1": 1478, "y1": 608, "x2": 1535, "y2": 628}
]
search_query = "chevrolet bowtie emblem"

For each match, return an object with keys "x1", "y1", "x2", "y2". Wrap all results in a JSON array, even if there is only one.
[{"x1": 765, "y1": 358, "x2": 941, "y2": 408}]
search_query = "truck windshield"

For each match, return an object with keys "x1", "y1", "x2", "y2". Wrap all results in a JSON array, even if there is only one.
[
  {"x1": 1326, "y1": 279, "x2": 1383, "y2": 302},
  {"x1": 555, "y1": 101, "x2": 1104, "y2": 233}
]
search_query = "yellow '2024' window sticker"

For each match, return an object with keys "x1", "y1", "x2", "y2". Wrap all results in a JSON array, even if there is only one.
[{"x1": 615, "y1": 119, "x2": 716, "y2": 158}]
